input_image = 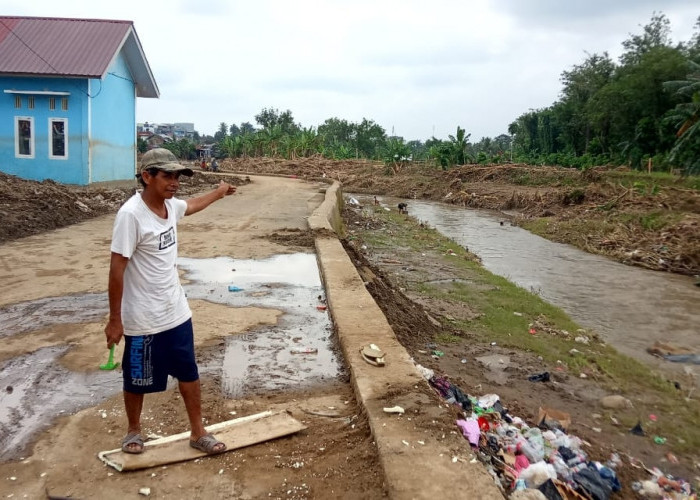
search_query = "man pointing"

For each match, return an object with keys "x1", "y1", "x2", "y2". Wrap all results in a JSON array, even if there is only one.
[{"x1": 104, "y1": 148, "x2": 236, "y2": 455}]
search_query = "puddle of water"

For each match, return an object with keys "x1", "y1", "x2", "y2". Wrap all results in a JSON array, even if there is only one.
[
  {"x1": 356, "y1": 195, "x2": 700, "y2": 370},
  {"x1": 180, "y1": 254, "x2": 322, "y2": 288},
  {"x1": 0, "y1": 346, "x2": 120, "y2": 460},
  {"x1": 0, "y1": 293, "x2": 108, "y2": 338},
  {"x1": 179, "y1": 254, "x2": 340, "y2": 397},
  {"x1": 0, "y1": 253, "x2": 339, "y2": 461},
  {"x1": 476, "y1": 354, "x2": 511, "y2": 385}
]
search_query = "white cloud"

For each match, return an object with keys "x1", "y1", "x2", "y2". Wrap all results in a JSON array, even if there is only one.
[{"x1": 2, "y1": 0, "x2": 698, "y2": 140}]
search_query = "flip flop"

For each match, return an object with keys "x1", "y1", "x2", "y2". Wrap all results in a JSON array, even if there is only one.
[
  {"x1": 190, "y1": 434, "x2": 227, "y2": 455},
  {"x1": 360, "y1": 344, "x2": 386, "y2": 366},
  {"x1": 121, "y1": 432, "x2": 145, "y2": 454}
]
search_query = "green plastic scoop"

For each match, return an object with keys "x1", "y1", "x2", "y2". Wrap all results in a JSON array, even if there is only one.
[{"x1": 99, "y1": 345, "x2": 120, "y2": 370}]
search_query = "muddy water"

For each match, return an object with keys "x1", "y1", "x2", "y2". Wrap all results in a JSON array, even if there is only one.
[
  {"x1": 0, "y1": 253, "x2": 339, "y2": 460},
  {"x1": 364, "y1": 196, "x2": 699, "y2": 370},
  {"x1": 0, "y1": 346, "x2": 119, "y2": 460},
  {"x1": 178, "y1": 253, "x2": 340, "y2": 396},
  {"x1": 0, "y1": 293, "x2": 108, "y2": 338}
]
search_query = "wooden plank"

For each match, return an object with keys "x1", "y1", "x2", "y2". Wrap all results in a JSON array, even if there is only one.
[{"x1": 98, "y1": 410, "x2": 306, "y2": 472}]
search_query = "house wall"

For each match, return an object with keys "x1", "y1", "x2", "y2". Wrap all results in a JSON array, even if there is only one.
[
  {"x1": 0, "y1": 76, "x2": 89, "y2": 184},
  {"x1": 90, "y1": 52, "x2": 136, "y2": 183}
]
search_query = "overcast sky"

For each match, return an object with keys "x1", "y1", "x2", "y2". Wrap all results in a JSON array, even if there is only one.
[{"x1": 3, "y1": 1, "x2": 698, "y2": 141}]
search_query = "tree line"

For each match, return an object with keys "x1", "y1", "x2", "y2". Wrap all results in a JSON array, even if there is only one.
[
  {"x1": 509, "y1": 13, "x2": 700, "y2": 175},
  {"x1": 148, "y1": 13, "x2": 699, "y2": 175}
]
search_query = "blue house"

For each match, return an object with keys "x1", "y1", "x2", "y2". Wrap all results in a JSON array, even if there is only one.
[{"x1": 0, "y1": 16, "x2": 158, "y2": 185}]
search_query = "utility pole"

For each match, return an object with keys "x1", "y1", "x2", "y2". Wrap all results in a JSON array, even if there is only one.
[{"x1": 510, "y1": 135, "x2": 513, "y2": 163}]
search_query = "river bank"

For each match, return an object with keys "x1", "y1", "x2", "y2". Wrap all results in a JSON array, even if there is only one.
[
  {"x1": 340, "y1": 199, "x2": 700, "y2": 497},
  {"x1": 367, "y1": 194, "x2": 699, "y2": 372},
  {"x1": 221, "y1": 157, "x2": 700, "y2": 277}
]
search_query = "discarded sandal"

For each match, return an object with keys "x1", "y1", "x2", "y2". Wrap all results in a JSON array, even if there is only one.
[
  {"x1": 360, "y1": 344, "x2": 386, "y2": 366},
  {"x1": 121, "y1": 432, "x2": 145, "y2": 454},
  {"x1": 190, "y1": 434, "x2": 227, "y2": 455}
]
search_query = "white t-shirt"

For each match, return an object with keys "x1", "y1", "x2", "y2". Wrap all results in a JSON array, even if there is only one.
[{"x1": 110, "y1": 193, "x2": 191, "y2": 335}]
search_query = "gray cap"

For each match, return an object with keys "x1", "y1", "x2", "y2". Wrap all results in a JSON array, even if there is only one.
[{"x1": 140, "y1": 148, "x2": 194, "y2": 176}]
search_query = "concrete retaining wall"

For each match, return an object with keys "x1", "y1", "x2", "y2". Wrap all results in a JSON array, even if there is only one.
[{"x1": 308, "y1": 182, "x2": 504, "y2": 499}]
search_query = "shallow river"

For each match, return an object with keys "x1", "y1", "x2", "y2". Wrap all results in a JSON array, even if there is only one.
[{"x1": 360, "y1": 195, "x2": 699, "y2": 372}]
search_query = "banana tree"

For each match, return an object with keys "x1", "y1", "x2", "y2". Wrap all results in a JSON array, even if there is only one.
[
  {"x1": 664, "y1": 60, "x2": 700, "y2": 174},
  {"x1": 448, "y1": 126, "x2": 471, "y2": 165},
  {"x1": 383, "y1": 137, "x2": 411, "y2": 174}
]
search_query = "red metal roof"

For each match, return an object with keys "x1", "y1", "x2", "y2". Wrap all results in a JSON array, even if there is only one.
[
  {"x1": 0, "y1": 16, "x2": 159, "y2": 97},
  {"x1": 0, "y1": 16, "x2": 134, "y2": 77}
]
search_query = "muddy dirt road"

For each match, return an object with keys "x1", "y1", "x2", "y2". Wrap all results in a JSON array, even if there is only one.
[{"x1": 0, "y1": 175, "x2": 397, "y2": 499}]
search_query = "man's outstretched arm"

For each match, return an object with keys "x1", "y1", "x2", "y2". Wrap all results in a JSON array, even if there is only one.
[{"x1": 185, "y1": 181, "x2": 236, "y2": 216}]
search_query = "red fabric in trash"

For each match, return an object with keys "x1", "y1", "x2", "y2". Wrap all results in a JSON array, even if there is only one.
[
  {"x1": 514, "y1": 454, "x2": 530, "y2": 473},
  {"x1": 478, "y1": 416, "x2": 490, "y2": 431}
]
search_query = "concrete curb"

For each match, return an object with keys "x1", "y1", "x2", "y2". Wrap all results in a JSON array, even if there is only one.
[{"x1": 309, "y1": 182, "x2": 504, "y2": 499}]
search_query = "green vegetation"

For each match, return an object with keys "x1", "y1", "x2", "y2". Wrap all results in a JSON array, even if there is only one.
[
  {"x1": 162, "y1": 138, "x2": 197, "y2": 160},
  {"x1": 510, "y1": 171, "x2": 581, "y2": 187},
  {"x1": 605, "y1": 170, "x2": 700, "y2": 190},
  {"x1": 435, "y1": 332, "x2": 463, "y2": 344},
  {"x1": 509, "y1": 14, "x2": 700, "y2": 175},
  {"x1": 353, "y1": 206, "x2": 700, "y2": 452}
]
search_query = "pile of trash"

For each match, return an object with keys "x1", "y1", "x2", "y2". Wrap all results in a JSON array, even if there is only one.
[{"x1": 415, "y1": 364, "x2": 698, "y2": 499}]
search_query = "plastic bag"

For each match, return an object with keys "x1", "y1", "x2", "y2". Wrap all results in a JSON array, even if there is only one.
[{"x1": 519, "y1": 461, "x2": 557, "y2": 488}]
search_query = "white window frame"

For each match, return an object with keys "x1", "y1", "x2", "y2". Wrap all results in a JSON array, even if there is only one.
[
  {"x1": 15, "y1": 116, "x2": 34, "y2": 159},
  {"x1": 49, "y1": 118, "x2": 68, "y2": 160}
]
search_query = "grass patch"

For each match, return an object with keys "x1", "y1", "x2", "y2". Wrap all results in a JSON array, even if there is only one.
[
  {"x1": 352, "y1": 205, "x2": 700, "y2": 453},
  {"x1": 511, "y1": 172, "x2": 581, "y2": 188},
  {"x1": 522, "y1": 213, "x2": 682, "y2": 247},
  {"x1": 435, "y1": 332, "x2": 463, "y2": 344},
  {"x1": 519, "y1": 218, "x2": 551, "y2": 235},
  {"x1": 604, "y1": 170, "x2": 700, "y2": 191},
  {"x1": 520, "y1": 217, "x2": 618, "y2": 244},
  {"x1": 616, "y1": 211, "x2": 683, "y2": 231}
]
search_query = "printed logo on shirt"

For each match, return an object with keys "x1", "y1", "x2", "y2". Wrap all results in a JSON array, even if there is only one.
[{"x1": 159, "y1": 226, "x2": 176, "y2": 250}]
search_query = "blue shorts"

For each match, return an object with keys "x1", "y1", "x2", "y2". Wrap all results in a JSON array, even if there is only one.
[{"x1": 122, "y1": 319, "x2": 199, "y2": 394}]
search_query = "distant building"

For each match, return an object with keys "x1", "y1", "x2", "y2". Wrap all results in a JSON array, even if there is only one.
[
  {"x1": 196, "y1": 144, "x2": 215, "y2": 159},
  {"x1": 0, "y1": 16, "x2": 158, "y2": 185},
  {"x1": 138, "y1": 122, "x2": 156, "y2": 134},
  {"x1": 137, "y1": 122, "x2": 196, "y2": 140},
  {"x1": 173, "y1": 122, "x2": 194, "y2": 133},
  {"x1": 145, "y1": 133, "x2": 171, "y2": 149}
]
